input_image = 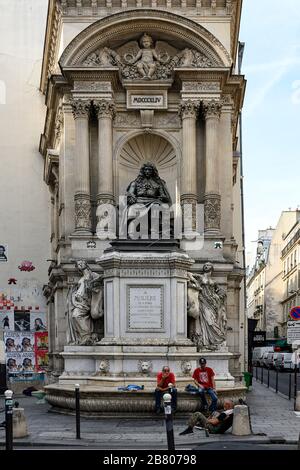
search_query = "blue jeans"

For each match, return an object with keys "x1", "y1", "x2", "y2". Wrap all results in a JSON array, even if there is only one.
[
  {"x1": 155, "y1": 388, "x2": 177, "y2": 411},
  {"x1": 198, "y1": 387, "x2": 218, "y2": 412}
]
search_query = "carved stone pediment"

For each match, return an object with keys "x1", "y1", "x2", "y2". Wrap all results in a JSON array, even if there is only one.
[{"x1": 81, "y1": 34, "x2": 217, "y2": 81}]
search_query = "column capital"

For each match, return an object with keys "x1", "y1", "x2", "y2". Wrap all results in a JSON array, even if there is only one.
[
  {"x1": 94, "y1": 99, "x2": 116, "y2": 119},
  {"x1": 178, "y1": 100, "x2": 200, "y2": 120},
  {"x1": 202, "y1": 99, "x2": 222, "y2": 119},
  {"x1": 71, "y1": 99, "x2": 91, "y2": 119}
]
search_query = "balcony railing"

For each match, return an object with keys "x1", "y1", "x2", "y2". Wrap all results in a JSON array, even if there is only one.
[{"x1": 282, "y1": 228, "x2": 300, "y2": 258}]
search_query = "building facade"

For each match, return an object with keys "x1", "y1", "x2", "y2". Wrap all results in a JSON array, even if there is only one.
[
  {"x1": 281, "y1": 217, "x2": 300, "y2": 337},
  {"x1": 247, "y1": 212, "x2": 300, "y2": 341},
  {"x1": 246, "y1": 228, "x2": 274, "y2": 331},
  {"x1": 1, "y1": 1, "x2": 247, "y2": 393}
]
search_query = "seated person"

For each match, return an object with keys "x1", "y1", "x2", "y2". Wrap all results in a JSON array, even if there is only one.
[
  {"x1": 179, "y1": 399, "x2": 234, "y2": 435},
  {"x1": 155, "y1": 366, "x2": 177, "y2": 414},
  {"x1": 192, "y1": 357, "x2": 218, "y2": 413}
]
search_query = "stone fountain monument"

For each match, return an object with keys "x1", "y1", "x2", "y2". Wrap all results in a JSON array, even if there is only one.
[
  {"x1": 40, "y1": 5, "x2": 247, "y2": 414},
  {"x1": 45, "y1": 162, "x2": 244, "y2": 414}
]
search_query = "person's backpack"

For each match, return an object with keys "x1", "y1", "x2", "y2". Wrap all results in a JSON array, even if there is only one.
[{"x1": 185, "y1": 384, "x2": 199, "y2": 394}]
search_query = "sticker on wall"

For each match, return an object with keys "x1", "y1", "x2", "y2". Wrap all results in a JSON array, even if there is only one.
[
  {"x1": 0, "y1": 245, "x2": 8, "y2": 262},
  {"x1": 87, "y1": 241, "x2": 96, "y2": 249},
  {"x1": 18, "y1": 261, "x2": 35, "y2": 272},
  {"x1": 8, "y1": 278, "x2": 17, "y2": 285}
]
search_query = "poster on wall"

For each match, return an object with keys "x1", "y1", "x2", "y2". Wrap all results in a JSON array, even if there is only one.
[
  {"x1": 36, "y1": 350, "x2": 49, "y2": 371},
  {"x1": 34, "y1": 332, "x2": 49, "y2": 371},
  {"x1": 0, "y1": 244, "x2": 8, "y2": 262},
  {"x1": 35, "y1": 331, "x2": 48, "y2": 351},
  {"x1": 4, "y1": 331, "x2": 22, "y2": 352},
  {"x1": 14, "y1": 310, "x2": 30, "y2": 331},
  {"x1": 30, "y1": 311, "x2": 47, "y2": 332},
  {"x1": 4, "y1": 331, "x2": 35, "y2": 354},
  {"x1": 19, "y1": 332, "x2": 35, "y2": 352},
  {"x1": 0, "y1": 311, "x2": 14, "y2": 331},
  {"x1": 6, "y1": 352, "x2": 35, "y2": 373}
]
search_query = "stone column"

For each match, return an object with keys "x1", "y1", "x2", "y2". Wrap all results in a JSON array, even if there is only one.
[
  {"x1": 203, "y1": 99, "x2": 222, "y2": 234},
  {"x1": 219, "y1": 98, "x2": 234, "y2": 242},
  {"x1": 179, "y1": 100, "x2": 199, "y2": 231},
  {"x1": 94, "y1": 99, "x2": 116, "y2": 207},
  {"x1": 71, "y1": 99, "x2": 92, "y2": 234}
]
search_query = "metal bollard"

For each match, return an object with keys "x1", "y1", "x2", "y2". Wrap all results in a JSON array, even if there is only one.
[
  {"x1": 275, "y1": 370, "x2": 279, "y2": 393},
  {"x1": 5, "y1": 389, "x2": 13, "y2": 451},
  {"x1": 267, "y1": 368, "x2": 270, "y2": 388},
  {"x1": 261, "y1": 366, "x2": 263, "y2": 384},
  {"x1": 75, "y1": 383, "x2": 81, "y2": 439},
  {"x1": 163, "y1": 393, "x2": 175, "y2": 451},
  {"x1": 289, "y1": 373, "x2": 292, "y2": 400},
  {"x1": 255, "y1": 366, "x2": 258, "y2": 381}
]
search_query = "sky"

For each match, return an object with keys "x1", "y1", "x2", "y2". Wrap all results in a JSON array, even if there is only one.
[{"x1": 239, "y1": 0, "x2": 300, "y2": 267}]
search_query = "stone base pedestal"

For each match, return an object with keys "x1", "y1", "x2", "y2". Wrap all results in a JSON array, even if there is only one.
[{"x1": 58, "y1": 345, "x2": 235, "y2": 390}]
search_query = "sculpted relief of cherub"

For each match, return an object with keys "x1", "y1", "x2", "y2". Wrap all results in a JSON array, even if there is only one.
[{"x1": 123, "y1": 33, "x2": 169, "y2": 79}]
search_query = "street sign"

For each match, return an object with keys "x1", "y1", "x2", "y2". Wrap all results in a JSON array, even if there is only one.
[
  {"x1": 287, "y1": 320, "x2": 300, "y2": 344},
  {"x1": 290, "y1": 306, "x2": 300, "y2": 320}
]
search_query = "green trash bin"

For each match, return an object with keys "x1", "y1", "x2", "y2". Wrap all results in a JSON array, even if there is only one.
[{"x1": 243, "y1": 372, "x2": 252, "y2": 389}]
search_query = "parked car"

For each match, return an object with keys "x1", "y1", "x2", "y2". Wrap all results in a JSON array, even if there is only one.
[
  {"x1": 262, "y1": 351, "x2": 270, "y2": 368},
  {"x1": 266, "y1": 351, "x2": 275, "y2": 368},
  {"x1": 252, "y1": 346, "x2": 273, "y2": 367},
  {"x1": 274, "y1": 352, "x2": 293, "y2": 371}
]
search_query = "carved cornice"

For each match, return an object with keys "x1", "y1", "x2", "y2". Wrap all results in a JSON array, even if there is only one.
[
  {"x1": 202, "y1": 99, "x2": 222, "y2": 119},
  {"x1": 179, "y1": 100, "x2": 200, "y2": 119},
  {"x1": 94, "y1": 99, "x2": 116, "y2": 119},
  {"x1": 57, "y1": 1, "x2": 237, "y2": 19},
  {"x1": 71, "y1": 98, "x2": 92, "y2": 118}
]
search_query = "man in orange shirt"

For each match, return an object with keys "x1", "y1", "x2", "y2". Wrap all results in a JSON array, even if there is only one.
[{"x1": 155, "y1": 366, "x2": 177, "y2": 414}]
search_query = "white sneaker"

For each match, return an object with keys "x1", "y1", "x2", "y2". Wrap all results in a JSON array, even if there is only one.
[{"x1": 194, "y1": 426, "x2": 205, "y2": 430}]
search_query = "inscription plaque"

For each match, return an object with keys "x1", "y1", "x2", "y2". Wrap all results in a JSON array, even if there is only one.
[
  {"x1": 127, "y1": 90, "x2": 168, "y2": 109},
  {"x1": 127, "y1": 286, "x2": 163, "y2": 330}
]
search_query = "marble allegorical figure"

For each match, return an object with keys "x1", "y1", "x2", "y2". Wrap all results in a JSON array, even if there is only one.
[
  {"x1": 187, "y1": 263, "x2": 227, "y2": 351},
  {"x1": 67, "y1": 260, "x2": 104, "y2": 346}
]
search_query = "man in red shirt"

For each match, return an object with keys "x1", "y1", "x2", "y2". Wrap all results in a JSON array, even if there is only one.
[
  {"x1": 155, "y1": 366, "x2": 177, "y2": 414},
  {"x1": 192, "y1": 357, "x2": 218, "y2": 413}
]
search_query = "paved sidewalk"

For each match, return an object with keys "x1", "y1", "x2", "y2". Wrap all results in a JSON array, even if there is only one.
[
  {"x1": 0, "y1": 380, "x2": 299, "y2": 449},
  {"x1": 247, "y1": 379, "x2": 300, "y2": 440}
]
